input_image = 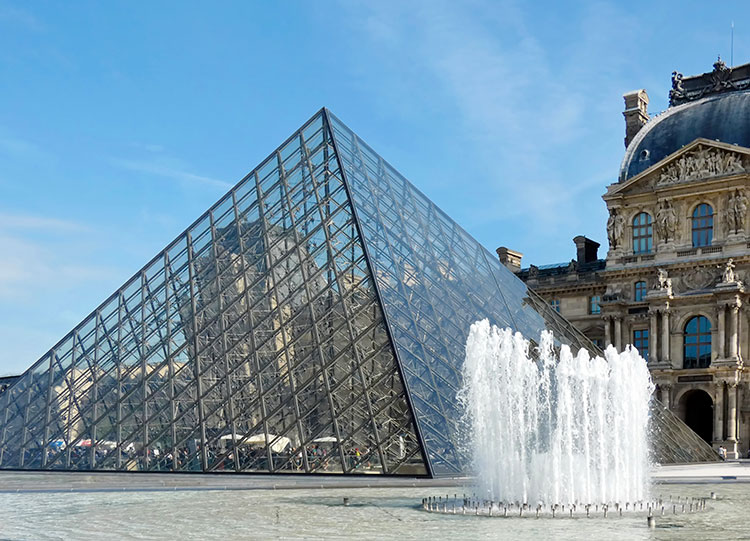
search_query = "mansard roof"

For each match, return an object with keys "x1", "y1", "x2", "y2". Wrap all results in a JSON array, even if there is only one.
[
  {"x1": 609, "y1": 138, "x2": 750, "y2": 199},
  {"x1": 621, "y1": 61, "x2": 750, "y2": 182}
]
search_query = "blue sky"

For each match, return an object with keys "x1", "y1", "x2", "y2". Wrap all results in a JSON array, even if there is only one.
[{"x1": 1, "y1": 0, "x2": 748, "y2": 375}]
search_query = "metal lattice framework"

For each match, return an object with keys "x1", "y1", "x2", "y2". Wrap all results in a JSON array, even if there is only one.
[{"x1": 0, "y1": 109, "x2": 718, "y2": 476}]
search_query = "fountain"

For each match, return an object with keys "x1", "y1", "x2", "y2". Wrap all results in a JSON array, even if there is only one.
[
  {"x1": 420, "y1": 320, "x2": 713, "y2": 521},
  {"x1": 457, "y1": 319, "x2": 654, "y2": 509}
]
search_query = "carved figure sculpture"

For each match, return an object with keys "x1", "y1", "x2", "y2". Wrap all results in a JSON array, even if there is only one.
[
  {"x1": 709, "y1": 56, "x2": 732, "y2": 90},
  {"x1": 669, "y1": 71, "x2": 685, "y2": 105},
  {"x1": 671, "y1": 71, "x2": 684, "y2": 92},
  {"x1": 728, "y1": 189, "x2": 748, "y2": 233},
  {"x1": 658, "y1": 146, "x2": 745, "y2": 185},
  {"x1": 655, "y1": 199, "x2": 677, "y2": 242},
  {"x1": 656, "y1": 268, "x2": 673, "y2": 295},
  {"x1": 721, "y1": 258, "x2": 737, "y2": 284},
  {"x1": 606, "y1": 209, "x2": 625, "y2": 249}
]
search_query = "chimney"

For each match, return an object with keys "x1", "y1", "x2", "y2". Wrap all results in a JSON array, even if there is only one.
[
  {"x1": 573, "y1": 236, "x2": 600, "y2": 265},
  {"x1": 622, "y1": 89, "x2": 649, "y2": 148},
  {"x1": 496, "y1": 246, "x2": 523, "y2": 272}
]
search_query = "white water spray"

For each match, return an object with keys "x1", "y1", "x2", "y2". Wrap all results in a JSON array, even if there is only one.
[{"x1": 459, "y1": 320, "x2": 654, "y2": 506}]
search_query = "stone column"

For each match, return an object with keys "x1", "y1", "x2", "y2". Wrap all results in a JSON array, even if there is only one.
[
  {"x1": 717, "y1": 304, "x2": 726, "y2": 359},
  {"x1": 730, "y1": 302, "x2": 741, "y2": 360},
  {"x1": 727, "y1": 381, "x2": 739, "y2": 458},
  {"x1": 714, "y1": 383, "x2": 725, "y2": 443},
  {"x1": 649, "y1": 309, "x2": 658, "y2": 363},
  {"x1": 727, "y1": 382, "x2": 738, "y2": 441},
  {"x1": 661, "y1": 309, "x2": 670, "y2": 365},
  {"x1": 604, "y1": 316, "x2": 612, "y2": 347},
  {"x1": 614, "y1": 317, "x2": 622, "y2": 351},
  {"x1": 661, "y1": 384, "x2": 672, "y2": 409}
]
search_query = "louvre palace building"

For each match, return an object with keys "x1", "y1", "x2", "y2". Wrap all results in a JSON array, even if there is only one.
[{"x1": 503, "y1": 59, "x2": 750, "y2": 459}]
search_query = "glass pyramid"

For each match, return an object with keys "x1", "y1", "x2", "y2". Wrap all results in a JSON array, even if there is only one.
[{"x1": 0, "y1": 109, "x2": 716, "y2": 476}]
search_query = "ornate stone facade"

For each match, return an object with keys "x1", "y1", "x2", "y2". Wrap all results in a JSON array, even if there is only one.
[{"x1": 508, "y1": 61, "x2": 750, "y2": 459}]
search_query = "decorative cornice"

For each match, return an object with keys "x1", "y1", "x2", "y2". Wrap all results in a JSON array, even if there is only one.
[
  {"x1": 523, "y1": 282, "x2": 605, "y2": 296},
  {"x1": 602, "y1": 255, "x2": 750, "y2": 278}
]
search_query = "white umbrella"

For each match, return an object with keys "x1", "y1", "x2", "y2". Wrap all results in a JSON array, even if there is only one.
[
  {"x1": 312, "y1": 436, "x2": 338, "y2": 443},
  {"x1": 246, "y1": 434, "x2": 291, "y2": 453},
  {"x1": 97, "y1": 441, "x2": 117, "y2": 450},
  {"x1": 221, "y1": 433, "x2": 291, "y2": 453}
]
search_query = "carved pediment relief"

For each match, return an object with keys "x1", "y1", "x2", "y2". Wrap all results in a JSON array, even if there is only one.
[
  {"x1": 657, "y1": 145, "x2": 745, "y2": 185},
  {"x1": 606, "y1": 139, "x2": 750, "y2": 198}
]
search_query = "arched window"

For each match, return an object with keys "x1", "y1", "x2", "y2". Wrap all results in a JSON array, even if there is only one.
[
  {"x1": 692, "y1": 203, "x2": 713, "y2": 247},
  {"x1": 632, "y1": 212, "x2": 652, "y2": 254},
  {"x1": 684, "y1": 315, "x2": 711, "y2": 369},
  {"x1": 634, "y1": 280, "x2": 647, "y2": 302}
]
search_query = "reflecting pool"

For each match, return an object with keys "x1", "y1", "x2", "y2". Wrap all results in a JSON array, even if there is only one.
[{"x1": 0, "y1": 480, "x2": 747, "y2": 540}]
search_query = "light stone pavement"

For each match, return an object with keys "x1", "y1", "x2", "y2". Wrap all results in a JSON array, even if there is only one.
[
  {"x1": 0, "y1": 461, "x2": 746, "y2": 493},
  {"x1": 0, "y1": 471, "x2": 468, "y2": 493},
  {"x1": 651, "y1": 460, "x2": 750, "y2": 483}
]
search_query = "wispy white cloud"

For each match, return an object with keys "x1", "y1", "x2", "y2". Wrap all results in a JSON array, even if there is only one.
[
  {"x1": 348, "y1": 0, "x2": 636, "y2": 260},
  {"x1": 0, "y1": 233, "x2": 117, "y2": 300},
  {"x1": 0, "y1": 133, "x2": 46, "y2": 160},
  {"x1": 128, "y1": 142, "x2": 166, "y2": 153},
  {"x1": 0, "y1": 3, "x2": 44, "y2": 31},
  {"x1": 0, "y1": 212, "x2": 89, "y2": 232},
  {"x1": 111, "y1": 157, "x2": 232, "y2": 189},
  {"x1": 0, "y1": 210, "x2": 123, "y2": 371}
]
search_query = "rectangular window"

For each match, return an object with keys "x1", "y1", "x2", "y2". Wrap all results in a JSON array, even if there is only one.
[
  {"x1": 592, "y1": 338, "x2": 604, "y2": 349},
  {"x1": 634, "y1": 281, "x2": 647, "y2": 302},
  {"x1": 589, "y1": 295, "x2": 601, "y2": 314},
  {"x1": 549, "y1": 299, "x2": 560, "y2": 313},
  {"x1": 692, "y1": 204, "x2": 713, "y2": 248},
  {"x1": 633, "y1": 213, "x2": 652, "y2": 254},
  {"x1": 633, "y1": 329, "x2": 649, "y2": 361}
]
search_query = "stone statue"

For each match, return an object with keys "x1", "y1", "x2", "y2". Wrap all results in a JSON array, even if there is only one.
[
  {"x1": 669, "y1": 71, "x2": 685, "y2": 105},
  {"x1": 671, "y1": 71, "x2": 684, "y2": 92},
  {"x1": 728, "y1": 189, "x2": 748, "y2": 233},
  {"x1": 709, "y1": 56, "x2": 732, "y2": 90},
  {"x1": 606, "y1": 209, "x2": 625, "y2": 249},
  {"x1": 656, "y1": 268, "x2": 673, "y2": 295},
  {"x1": 721, "y1": 258, "x2": 737, "y2": 284},
  {"x1": 655, "y1": 199, "x2": 677, "y2": 242}
]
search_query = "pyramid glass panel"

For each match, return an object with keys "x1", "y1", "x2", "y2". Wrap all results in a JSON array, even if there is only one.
[
  {"x1": 0, "y1": 109, "x2": 717, "y2": 476},
  {"x1": 0, "y1": 111, "x2": 426, "y2": 475}
]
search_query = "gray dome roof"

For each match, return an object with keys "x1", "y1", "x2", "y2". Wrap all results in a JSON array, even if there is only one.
[{"x1": 620, "y1": 89, "x2": 750, "y2": 181}]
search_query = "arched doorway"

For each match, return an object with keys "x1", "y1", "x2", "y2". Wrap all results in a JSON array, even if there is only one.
[{"x1": 678, "y1": 390, "x2": 713, "y2": 443}]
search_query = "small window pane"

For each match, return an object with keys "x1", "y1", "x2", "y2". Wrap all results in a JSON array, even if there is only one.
[
  {"x1": 632, "y1": 213, "x2": 652, "y2": 254},
  {"x1": 634, "y1": 281, "x2": 647, "y2": 302},
  {"x1": 633, "y1": 329, "x2": 649, "y2": 361},
  {"x1": 692, "y1": 204, "x2": 713, "y2": 247},
  {"x1": 589, "y1": 295, "x2": 601, "y2": 314}
]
